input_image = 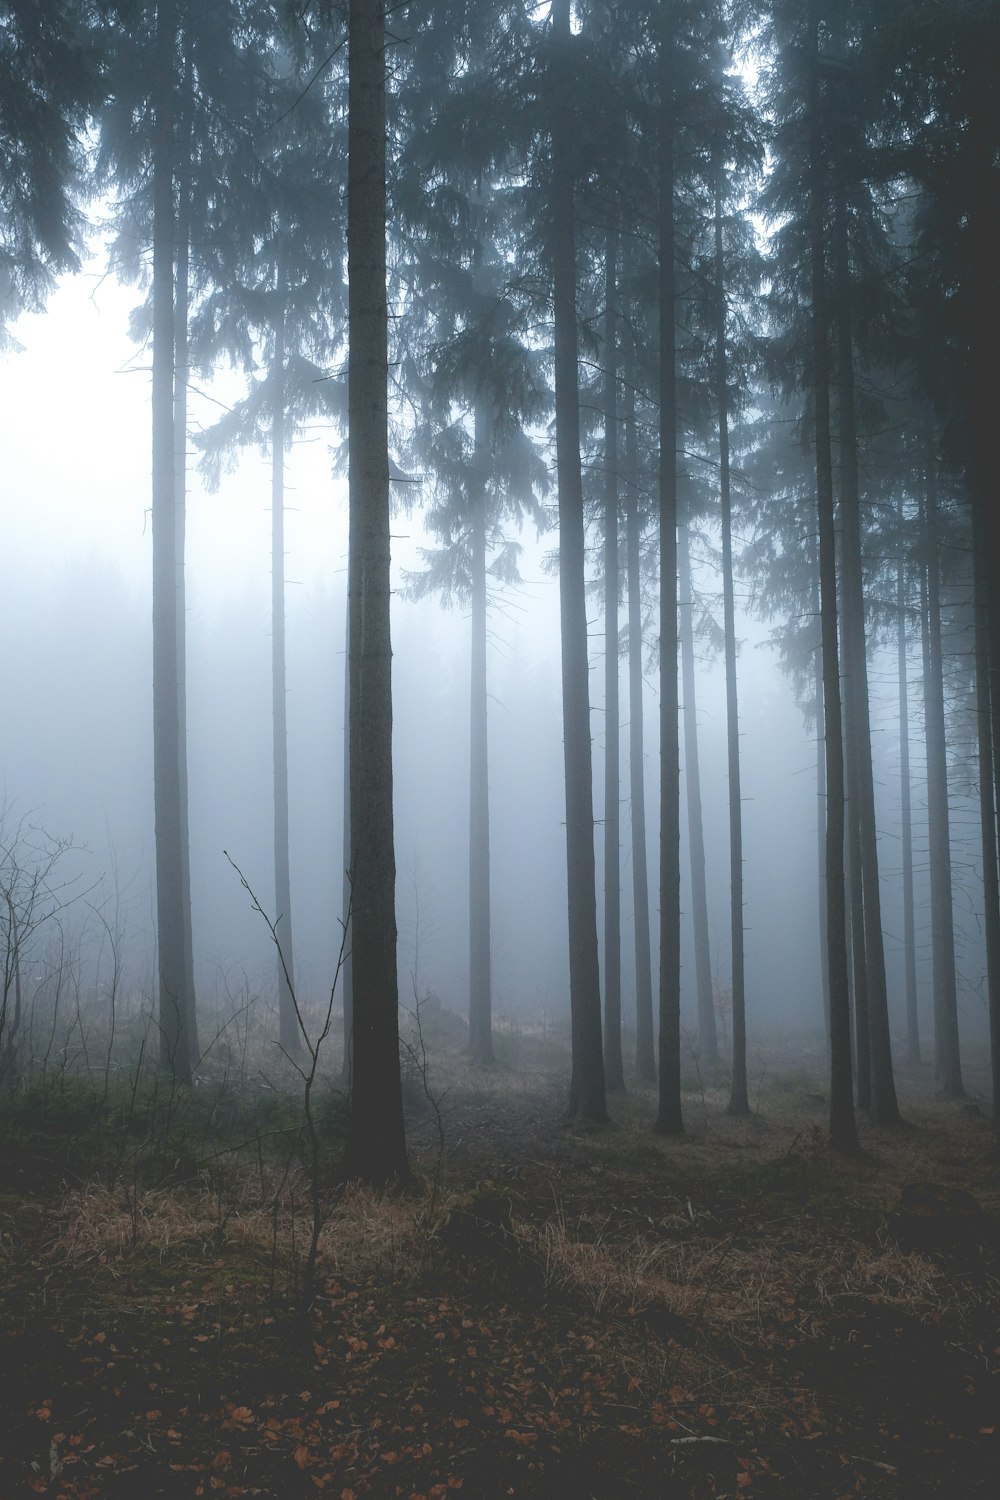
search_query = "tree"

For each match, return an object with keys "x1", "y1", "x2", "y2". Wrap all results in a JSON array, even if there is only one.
[
  {"x1": 98, "y1": 0, "x2": 274, "y2": 1081},
  {"x1": 867, "y1": 0, "x2": 1000, "y2": 1107},
  {"x1": 0, "y1": 0, "x2": 97, "y2": 341},
  {"x1": 339, "y1": 0, "x2": 408, "y2": 1186},
  {"x1": 895, "y1": 517, "x2": 921, "y2": 1065},
  {"x1": 711, "y1": 149, "x2": 750, "y2": 1114},
  {"x1": 677, "y1": 507, "x2": 718, "y2": 1070},
  {"x1": 191, "y1": 28, "x2": 348, "y2": 1057},
  {"x1": 0, "y1": 809, "x2": 80, "y2": 1080},
  {"x1": 398, "y1": 201, "x2": 548, "y2": 1072},
  {"x1": 149, "y1": 0, "x2": 195, "y2": 1083},
  {"x1": 972, "y1": 512, "x2": 1000, "y2": 1126},
  {"x1": 601, "y1": 223, "x2": 626, "y2": 1091},
  {"x1": 550, "y1": 0, "x2": 607, "y2": 1122},
  {"x1": 920, "y1": 472, "x2": 964, "y2": 1097},
  {"x1": 655, "y1": 6, "x2": 682, "y2": 1136},
  {"x1": 825, "y1": 31, "x2": 901, "y2": 1126},
  {"x1": 623, "y1": 355, "x2": 656, "y2": 1084},
  {"x1": 804, "y1": 3, "x2": 859, "y2": 1152}
]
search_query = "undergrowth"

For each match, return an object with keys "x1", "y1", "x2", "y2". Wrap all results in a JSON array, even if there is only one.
[{"x1": 1, "y1": 1022, "x2": 998, "y2": 1497}]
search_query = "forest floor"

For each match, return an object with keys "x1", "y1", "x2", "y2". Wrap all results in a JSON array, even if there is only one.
[{"x1": 1, "y1": 1016, "x2": 998, "y2": 1498}]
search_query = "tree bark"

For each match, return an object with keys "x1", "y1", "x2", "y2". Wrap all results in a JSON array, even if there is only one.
[
  {"x1": 340, "y1": 587, "x2": 353, "y2": 1083},
  {"x1": 551, "y1": 0, "x2": 607, "y2": 1121},
  {"x1": 971, "y1": 511, "x2": 1000, "y2": 1126},
  {"x1": 921, "y1": 473, "x2": 964, "y2": 1098},
  {"x1": 845, "y1": 723, "x2": 871, "y2": 1110},
  {"x1": 271, "y1": 278, "x2": 299, "y2": 1057},
  {"x1": 468, "y1": 399, "x2": 495, "y2": 1067},
  {"x1": 340, "y1": 0, "x2": 408, "y2": 1185},
  {"x1": 965, "y1": 72, "x2": 1000, "y2": 1126},
  {"x1": 656, "y1": 14, "x2": 682, "y2": 1135},
  {"x1": 810, "y1": 539, "x2": 830, "y2": 1040},
  {"x1": 832, "y1": 183, "x2": 900, "y2": 1125},
  {"x1": 897, "y1": 526, "x2": 921, "y2": 1065},
  {"x1": 603, "y1": 224, "x2": 625, "y2": 1091},
  {"x1": 152, "y1": 0, "x2": 194, "y2": 1085},
  {"x1": 172, "y1": 48, "x2": 198, "y2": 1071},
  {"x1": 678, "y1": 509, "x2": 718, "y2": 1068},
  {"x1": 624, "y1": 375, "x2": 656, "y2": 1083},
  {"x1": 807, "y1": 4, "x2": 858, "y2": 1153},
  {"x1": 715, "y1": 173, "x2": 747, "y2": 1114}
]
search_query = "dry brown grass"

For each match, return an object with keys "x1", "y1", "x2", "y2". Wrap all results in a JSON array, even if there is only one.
[
  {"x1": 49, "y1": 1170, "x2": 438, "y2": 1293},
  {"x1": 34, "y1": 1028, "x2": 1000, "y2": 1379}
]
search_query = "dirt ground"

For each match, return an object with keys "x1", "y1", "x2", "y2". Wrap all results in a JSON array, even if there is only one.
[{"x1": 1, "y1": 1025, "x2": 998, "y2": 1497}]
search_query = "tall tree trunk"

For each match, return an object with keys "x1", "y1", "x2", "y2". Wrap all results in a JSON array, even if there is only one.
[
  {"x1": 832, "y1": 184, "x2": 900, "y2": 1125},
  {"x1": 807, "y1": 4, "x2": 858, "y2": 1153},
  {"x1": 810, "y1": 541, "x2": 831, "y2": 1039},
  {"x1": 966, "y1": 72, "x2": 1000, "y2": 965},
  {"x1": 551, "y1": 0, "x2": 606, "y2": 1121},
  {"x1": 897, "y1": 528, "x2": 921, "y2": 1065},
  {"x1": 340, "y1": 0, "x2": 408, "y2": 1185},
  {"x1": 1, "y1": 899, "x2": 23, "y2": 1076},
  {"x1": 468, "y1": 399, "x2": 495, "y2": 1067},
  {"x1": 340, "y1": 587, "x2": 353, "y2": 1083},
  {"x1": 971, "y1": 513, "x2": 1000, "y2": 1126},
  {"x1": 845, "y1": 732, "x2": 871, "y2": 1110},
  {"x1": 271, "y1": 282, "x2": 299, "y2": 1056},
  {"x1": 172, "y1": 51, "x2": 198, "y2": 1071},
  {"x1": 921, "y1": 474, "x2": 964, "y2": 1098},
  {"x1": 625, "y1": 377, "x2": 656, "y2": 1083},
  {"x1": 966, "y1": 72, "x2": 1000, "y2": 1126},
  {"x1": 918, "y1": 556, "x2": 937, "y2": 1068},
  {"x1": 678, "y1": 508, "x2": 718, "y2": 1068},
  {"x1": 715, "y1": 173, "x2": 747, "y2": 1115},
  {"x1": 656, "y1": 14, "x2": 683, "y2": 1135},
  {"x1": 152, "y1": 0, "x2": 193, "y2": 1085},
  {"x1": 603, "y1": 224, "x2": 625, "y2": 1091}
]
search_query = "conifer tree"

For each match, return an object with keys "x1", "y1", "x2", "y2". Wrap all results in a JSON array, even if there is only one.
[
  {"x1": 0, "y1": 0, "x2": 98, "y2": 340},
  {"x1": 191, "y1": 27, "x2": 348, "y2": 1058},
  {"x1": 97, "y1": 0, "x2": 273, "y2": 1079},
  {"x1": 655, "y1": 5, "x2": 683, "y2": 1135},
  {"x1": 550, "y1": 0, "x2": 607, "y2": 1122},
  {"x1": 395, "y1": 0, "x2": 549, "y2": 1070},
  {"x1": 340, "y1": 0, "x2": 408, "y2": 1185}
]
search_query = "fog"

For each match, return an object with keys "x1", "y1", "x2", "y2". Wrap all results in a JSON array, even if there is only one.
[{"x1": 4, "y1": 256, "x2": 988, "y2": 1073}]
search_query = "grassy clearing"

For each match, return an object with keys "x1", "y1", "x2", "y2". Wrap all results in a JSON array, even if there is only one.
[{"x1": 0, "y1": 1018, "x2": 998, "y2": 1496}]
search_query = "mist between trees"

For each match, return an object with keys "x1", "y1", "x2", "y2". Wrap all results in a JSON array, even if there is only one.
[{"x1": 1, "y1": 0, "x2": 998, "y2": 1181}]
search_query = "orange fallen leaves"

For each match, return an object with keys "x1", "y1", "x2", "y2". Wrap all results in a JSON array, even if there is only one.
[{"x1": 222, "y1": 1405, "x2": 254, "y2": 1429}]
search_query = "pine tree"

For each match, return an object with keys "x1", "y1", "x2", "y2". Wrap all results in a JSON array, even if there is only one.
[
  {"x1": 550, "y1": 0, "x2": 607, "y2": 1122},
  {"x1": 655, "y1": 6, "x2": 683, "y2": 1135},
  {"x1": 191, "y1": 27, "x2": 348, "y2": 1057},
  {"x1": 340, "y1": 0, "x2": 408, "y2": 1185},
  {"x1": 97, "y1": 0, "x2": 275, "y2": 1080},
  {"x1": 0, "y1": 0, "x2": 98, "y2": 340}
]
